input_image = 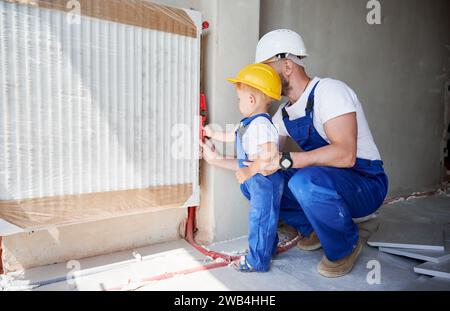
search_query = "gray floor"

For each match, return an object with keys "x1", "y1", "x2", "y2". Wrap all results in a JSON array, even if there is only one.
[{"x1": 2, "y1": 194, "x2": 450, "y2": 291}]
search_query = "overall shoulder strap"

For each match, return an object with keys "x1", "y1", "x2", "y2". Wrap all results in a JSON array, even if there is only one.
[
  {"x1": 305, "y1": 80, "x2": 321, "y2": 114},
  {"x1": 282, "y1": 105, "x2": 289, "y2": 120},
  {"x1": 237, "y1": 113, "x2": 272, "y2": 140}
]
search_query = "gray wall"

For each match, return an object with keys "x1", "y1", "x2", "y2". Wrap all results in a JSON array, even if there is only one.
[
  {"x1": 261, "y1": 0, "x2": 450, "y2": 195},
  {"x1": 153, "y1": 0, "x2": 261, "y2": 242}
]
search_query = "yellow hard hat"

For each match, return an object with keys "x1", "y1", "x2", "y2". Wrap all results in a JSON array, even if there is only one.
[{"x1": 227, "y1": 63, "x2": 282, "y2": 101}]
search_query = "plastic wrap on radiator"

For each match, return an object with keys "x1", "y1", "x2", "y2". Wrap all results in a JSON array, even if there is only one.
[
  {"x1": 0, "y1": 0, "x2": 201, "y2": 230},
  {"x1": 3, "y1": 0, "x2": 198, "y2": 38}
]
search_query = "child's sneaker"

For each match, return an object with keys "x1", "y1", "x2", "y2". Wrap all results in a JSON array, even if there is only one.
[{"x1": 230, "y1": 256, "x2": 256, "y2": 273}]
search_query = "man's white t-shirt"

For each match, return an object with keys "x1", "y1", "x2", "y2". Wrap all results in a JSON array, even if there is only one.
[
  {"x1": 272, "y1": 77, "x2": 381, "y2": 161},
  {"x1": 241, "y1": 115, "x2": 279, "y2": 157}
]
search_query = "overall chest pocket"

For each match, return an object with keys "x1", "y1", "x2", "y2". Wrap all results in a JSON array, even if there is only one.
[{"x1": 285, "y1": 118, "x2": 311, "y2": 143}]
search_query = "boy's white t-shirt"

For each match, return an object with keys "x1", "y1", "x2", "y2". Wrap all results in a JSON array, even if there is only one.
[
  {"x1": 241, "y1": 115, "x2": 279, "y2": 157},
  {"x1": 272, "y1": 77, "x2": 382, "y2": 161}
]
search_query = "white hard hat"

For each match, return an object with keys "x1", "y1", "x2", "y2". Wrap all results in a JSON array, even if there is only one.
[{"x1": 255, "y1": 29, "x2": 308, "y2": 63}]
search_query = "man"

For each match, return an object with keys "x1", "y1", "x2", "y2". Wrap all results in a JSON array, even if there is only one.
[{"x1": 249, "y1": 29, "x2": 389, "y2": 278}]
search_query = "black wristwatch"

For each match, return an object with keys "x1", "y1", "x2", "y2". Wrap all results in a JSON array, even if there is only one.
[{"x1": 279, "y1": 152, "x2": 293, "y2": 170}]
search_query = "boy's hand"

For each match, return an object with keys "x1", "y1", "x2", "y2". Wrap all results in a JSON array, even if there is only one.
[
  {"x1": 235, "y1": 167, "x2": 254, "y2": 184},
  {"x1": 203, "y1": 125, "x2": 215, "y2": 139},
  {"x1": 200, "y1": 140, "x2": 220, "y2": 164}
]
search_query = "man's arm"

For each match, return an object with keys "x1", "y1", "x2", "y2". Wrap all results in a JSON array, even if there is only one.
[
  {"x1": 290, "y1": 112, "x2": 357, "y2": 168},
  {"x1": 245, "y1": 112, "x2": 357, "y2": 171},
  {"x1": 279, "y1": 135, "x2": 288, "y2": 152}
]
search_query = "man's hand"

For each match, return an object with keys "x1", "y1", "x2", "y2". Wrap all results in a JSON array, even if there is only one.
[
  {"x1": 243, "y1": 152, "x2": 281, "y2": 175},
  {"x1": 235, "y1": 167, "x2": 254, "y2": 184}
]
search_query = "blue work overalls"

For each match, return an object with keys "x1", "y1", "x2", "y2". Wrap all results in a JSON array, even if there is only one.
[
  {"x1": 236, "y1": 114, "x2": 284, "y2": 271},
  {"x1": 280, "y1": 81, "x2": 389, "y2": 261}
]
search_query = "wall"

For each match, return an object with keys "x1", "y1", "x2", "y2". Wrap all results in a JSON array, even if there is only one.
[
  {"x1": 3, "y1": 208, "x2": 186, "y2": 271},
  {"x1": 2, "y1": 0, "x2": 260, "y2": 271},
  {"x1": 152, "y1": 0, "x2": 260, "y2": 242},
  {"x1": 201, "y1": 0, "x2": 260, "y2": 242},
  {"x1": 261, "y1": 0, "x2": 450, "y2": 195}
]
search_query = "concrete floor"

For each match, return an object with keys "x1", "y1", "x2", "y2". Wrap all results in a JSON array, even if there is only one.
[{"x1": 1, "y1": 194, "x2": 450, "y2": 291}]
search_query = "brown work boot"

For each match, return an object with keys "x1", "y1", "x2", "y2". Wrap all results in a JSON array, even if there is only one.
[
  {"x1": 297, "y1": 231, "x2": 322, "y2": 251},
  {"x1": 317, "y1": 240, "x2": 363, "y2": 278}
]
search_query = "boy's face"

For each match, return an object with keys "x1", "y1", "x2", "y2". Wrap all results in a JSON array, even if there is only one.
[{"x1": 236, "y1": 88, "x2": 256, "y2": 117}]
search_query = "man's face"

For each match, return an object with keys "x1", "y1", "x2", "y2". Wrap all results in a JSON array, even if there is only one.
[{"x1": 265, "y1": 60, "x2": 291, "y2": 97}]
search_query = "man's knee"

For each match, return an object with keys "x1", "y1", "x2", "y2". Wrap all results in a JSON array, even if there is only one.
[
  {"x1": 288, "y1": 167, "x2": 320, "y2": 203},
  {"x1": 288, "y1": 167, "x2": 337, "y2": 204}
]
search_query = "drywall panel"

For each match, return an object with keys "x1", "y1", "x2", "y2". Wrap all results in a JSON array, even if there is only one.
[
  {"x1": 379, "y1": 245, "x2": 450, "y2": 264},
  {"x1": 367, "y1": 222, "x2": 445, "y2": 251},
  {"x1": 414, "y1": 260, "x2": 450, "y2": 279}
]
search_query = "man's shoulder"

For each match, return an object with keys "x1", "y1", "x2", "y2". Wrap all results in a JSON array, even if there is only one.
[
  {"x1": 317, "y1": 78, "x2": 353, "y2": 93},
  {"x1": 315, "y1": 77, "x2": 357, "y2": 104}
]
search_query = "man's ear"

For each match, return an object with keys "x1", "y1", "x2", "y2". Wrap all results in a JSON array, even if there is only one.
[{"x1": 283, "y1": 59, "x2": 294, "y2": 77}]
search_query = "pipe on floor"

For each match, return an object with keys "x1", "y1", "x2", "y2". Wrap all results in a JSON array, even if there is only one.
[
  {"x1": 105, "y1": 206, "x2": 302, "y2": 291},
  {"x1": 0, "y1": 236, "x2": 3, "y2": 275},
  {"x1": 184, "y1": 207, "x2": 241, "y2": 263},
  {"x1": 184, "y1": 206, "x2": 302, "y2": 263},
  {"x1": 383, "y1": 189, "x2": 443, "y2": 205},
  {"x1": 107, "y1": 261, "x2": 229, "y2": 291}
]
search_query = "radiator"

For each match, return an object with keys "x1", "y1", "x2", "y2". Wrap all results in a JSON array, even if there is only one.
[{"x1": 0, "y1": 0, "x2": 201, "y2": 230}]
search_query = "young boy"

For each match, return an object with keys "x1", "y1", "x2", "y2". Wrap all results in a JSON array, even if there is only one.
[{"x1": 202, "y1": 63, "x2": 284, "y2": 272}]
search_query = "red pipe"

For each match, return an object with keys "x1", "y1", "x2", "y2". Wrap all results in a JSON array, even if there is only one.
[
  {"x1": 184, "y1": 206, "x2": 301, "y2": 264},
  {"x1": 184, "y1": 207, "x2": 241, "y2": 263},
  {"x1": 106, "y1": 261, "x2": 229, "y2": 291},
  {"x1": 0, "y1": 236, "x2": 3, "y2": 275},
  {"x1": 105, "y1": 207, "x2": 300, "y2": 291},
  {"x1": 383, "y1": 189, "x2": 442, "y2": 205}
]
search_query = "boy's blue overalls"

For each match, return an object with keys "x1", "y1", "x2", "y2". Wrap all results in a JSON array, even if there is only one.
[
  {"x1": 236, "y1": 114, "x2": 284, "y2": 271},
  {"x1": 279, "y1": 81, "x2": 389, "y2": 261}
]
